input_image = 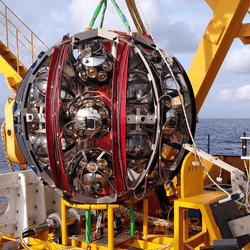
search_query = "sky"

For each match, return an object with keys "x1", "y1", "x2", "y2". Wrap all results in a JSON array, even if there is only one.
[{"x1": 1, "y1": 0, "x2": 250, "y2": 118}]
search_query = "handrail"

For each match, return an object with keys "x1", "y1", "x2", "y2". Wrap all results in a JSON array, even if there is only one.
[{"x1": 0, "y1": 0, "x2": 48, "y2": 70}]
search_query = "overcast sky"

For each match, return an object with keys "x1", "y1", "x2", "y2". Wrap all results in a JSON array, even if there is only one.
[{"x1": 1, "y1": 0, "x2": 250, "y2": 118}]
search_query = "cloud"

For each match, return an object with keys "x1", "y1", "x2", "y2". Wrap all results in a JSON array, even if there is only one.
[
  {"x1": 160, "y1": 21, "x2": 199, "y2": 53},
  {"x1": 218, "y1": 85, "x2": 250, "y2": 101},
  {"x1": 2, "y1": 0, "x2": 70, "y2": 47},
  {"x1": 68, "y1": 0, "x2": 162, "y2": 34},
  {"x1": 68, "y1": 0, "x2": 199, "y2": 53},
  {"x1": 223, "y1": 47, "x2": 250, "y2": 74},
  {"x1": 3, "y1": 0, "x2": 200, "y2": 54},
  {"x1": 220, "y1": 89, "x2": 235, "y2": 101}
]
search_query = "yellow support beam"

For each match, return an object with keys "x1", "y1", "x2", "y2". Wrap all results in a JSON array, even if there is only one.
[
  {"x1": 0, "y1": 54, "x2": 23, "y2": 93},
  {"x1": 143, "y1": 199, "x2": 148, "y2": 238},
  {"x1": 188, "y1": 0, "x2": 250, "y2": 113},
  {"x1": 174, "y1": 152, "x2": 227, "y2": 250},
  {"x1": 236, "y1": 23, "x2": 250, "y2": 44},
  {"x1": 205, "y1": 0, "x2": 219, "y2": 11},
  {"x1": 0, "y1": 40, "x2": 27, "y2": 92},
  {"x1": 4, "y1": 96, "x2": 26, "y2": 164}
]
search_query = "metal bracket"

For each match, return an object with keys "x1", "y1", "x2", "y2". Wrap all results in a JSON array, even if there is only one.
[{"x1": 183, "y1": 144, "x2": 247, "y2": 194}]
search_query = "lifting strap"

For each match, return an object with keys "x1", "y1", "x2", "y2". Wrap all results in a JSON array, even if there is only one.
[
  {"x1": 125, "y1": 0, "x2": 147, "y2": 35},
  {"x1": 88, "y1": 0, "x2": 131, "y2": 32}
]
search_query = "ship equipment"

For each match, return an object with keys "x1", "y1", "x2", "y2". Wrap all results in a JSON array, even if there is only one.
[{"x1": 0, "y1": 0, "x2": 250, "y2": 250}]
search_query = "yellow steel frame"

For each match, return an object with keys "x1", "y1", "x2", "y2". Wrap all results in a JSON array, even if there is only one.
[
  {"x1": 174, "y1": 152, "x2": 227, "y2": 250},
  {"x1": 188, "y1": 0, "x2": 250, "y2": 113},
  {"x1": 4, "y1": 95, "x2": 26, "y2": 164},
  {"x1": 2, "y1": 0, "x2": 250, "y2": 249},
  {"x1": 61, "y1": 198, "x2": 120, "y2": 249},
  {"x1": 57, "y1": 152, "x2": 230, "y2": 250},
  {"x1": 59, "y1": 198, "x2": 175, "y2": 250},
  {"x1": 0, "y1": 53, "x2": 23, "y2": 93}
]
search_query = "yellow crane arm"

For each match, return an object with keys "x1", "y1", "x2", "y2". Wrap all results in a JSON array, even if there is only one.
[{"x1": 188, "y1": 0, "x2": 250, "y2": 114}]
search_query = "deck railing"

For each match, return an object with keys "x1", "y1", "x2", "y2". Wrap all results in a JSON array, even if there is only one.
[{"x1": 0, "y1": 0, "x2": 48, "y2": 70}]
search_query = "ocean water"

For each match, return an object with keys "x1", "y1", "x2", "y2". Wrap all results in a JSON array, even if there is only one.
[
  {"x1": 0, "y1": 118, "x2": 249, "y2": 173},
  {"x1": 194, "y1": 118, "x2": 250, "y2": 156}
]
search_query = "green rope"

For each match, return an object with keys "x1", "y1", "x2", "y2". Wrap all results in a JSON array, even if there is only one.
[
  {"x1": 110, "y1": 0, "x2": 131, "y2": 32},
  {"x1": 89, "y1": 0, "x2": 105, "y2": 28},
  {"x1": 129, "y1": 204, "x2": 135, "y2": 236},
  {"x1": 89, "y1": 0, "x2": 131, "y2": 32},
  {"x1": 85, "y1": 209, "x2": 91, "y2": 244},
  {"x1": 100, "y1": 0, "x2": 107, "y2": 28}
]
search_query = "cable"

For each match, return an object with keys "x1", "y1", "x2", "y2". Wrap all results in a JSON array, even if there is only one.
[
  {"x1": 20, "y1": 231, "x2": 33, "y2": 250},
  {"x1": 167, "y1": 205, "x2": 174, "y2": 222},
  {"x1": 97, "y1": 170, "x2": 117, "y2": 193},
  {"x1": 89, "y1": 0, "x2": 105, "y2": 29},
  {"x1": 134, "y1": 0, "x2": 231, "y2": 197},
  {"x1": 245, "y1": 177, "x2": 250, "y2": 213},
  {"x1": 100, "y1": 0, "x2": 108, "y2": 28},
  {"x1": 244, "y1": 160, "x2": 250, "y2": 178},
  {"x1": 125, "y1": 0, "x2": 147, "y2": 34},
  {"x1": 110, "y1": 0, "x2": 131, "y2": 32},
  {"x1": 132, "y1": 174, "x2": 148, "y2": 201},
  {"x1": 58, "y1": 248, "x2": 85, "y2": 250}
]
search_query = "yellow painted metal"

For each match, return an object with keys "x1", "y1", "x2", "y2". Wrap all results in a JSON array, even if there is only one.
[
  {"x1": 59, "y1": 196, "x2": 177, "y2": 250},
  {"x1": 27, "y1": 235, "x2": 69, "y2": 249},
  {"x1": 61, "y1": 198, "x2": 119, "y2": 210},
  {"x1": 123, "y1": 238, "x2": 165, "y2": 249},
  {"x1": 3, "y1": 1, "x2": 250, "y2": 249},
  {"x1": 61, "y1": 197, "x2": 68, "y2": 246},
  {"x1": 80, "y1": 241, "x2": 127, "y2": 250},
  {"x1": 174, "y1": 152, "x2": 227, "y2": 250},
  {"x1": 61, "y1": 198, "x2": 120, "y2": 249},
  {"x1": 0, "y1": 234, "x2": 15, "y2": 244},
  {"x1": 181, "y1": 152, "x2": 203, "y2": 198},
  {"x1": 236, "y1": 23, "x2": 250, "y2": 44},
  {"x1": 205, "y1": 0, "x2": 219, "y2": 11},
  {"x1": 204, "y1": 20, "x2": 224, "y2": 45},
  {"x1": 0, "y1": 41, "x2": 25, "y2": 92},
  {"x1": 4, "y1": 95, "x2": 26, "y2": 164},
  {"x1": 143, "y1": 235, "x2": 173, "y2": 244},
  {"x1": 58, "y1": 155, "x2": 230, "y2": 250},
  {"x1": 71, "y1": 237, "x2": 78, "y2": 246},
  {"x1": 142, "y1": 198, "x2": 148, "y2": 238},
  {"x1": 108, "y1": 205, "x2": 114, "y2": 250},
  {"x1": 244, "y1": 241, "x2": 250, "y2": 249},
  {"x1": 188, "y1": 0, "x2": 250, "y2": 113}
]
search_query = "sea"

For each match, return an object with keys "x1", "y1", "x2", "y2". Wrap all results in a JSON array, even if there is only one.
[{"x1": 0, "y1": 118, "x2": 249, "y2": 173}]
